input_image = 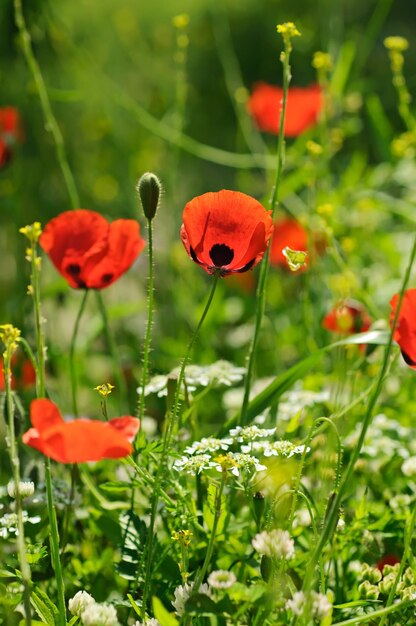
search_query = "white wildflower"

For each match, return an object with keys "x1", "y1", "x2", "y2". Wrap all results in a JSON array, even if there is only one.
[
  {"x1": 7, "y1": 480, "x2": 35, "y2": 499},
  {"x1": 402, "y1": 456, "x2": 416, "y2": 477},
  {"x1": 81, "y1": 602, "x2": 119, "y2": 626},
  {"x1": 207, "y1": 570, "x2": 236, "y2": 589},
  {"x1": 173, "y1": 454, "x2": 215, "y2": 476},
  {"x1": 242, "y1": 440, "x2": 308, "y2": 458},
  {"x1": 229, "y1": 425, "x2": 276, "y2": 442},
  {"x1": 294, "y1": 508, "x2": 312, "y2": 528},
  {"x1": 336, "y1": 518, "x2": 345, "y2": 532},
  {"x1": 213, "y1": 452, "x2": 266, "y2": 477},
  {"x1": 252, "y1": 529, "x2": 294, "y2": 560},
  {"x1": 172, "y1": 582, "x2": 211, "y2": 616},
  {"x1": 312, "y1": 592, "x2": 332, "y2": 619},
  {"x1": 184, "y1": 437, "x2": 232, "y2": 455},
  {"x1": 286, "y1": 591, "x2": 332, "y2": 620},
  {"x1": 68, "y1": 590, "x2": 95, "y2": 616},
  {"x1": 286, "y1": 591, "x2": 306, "y2": 616},
  {"x1": 133, "y1": 620, "x2": 161, "y2": 626}
]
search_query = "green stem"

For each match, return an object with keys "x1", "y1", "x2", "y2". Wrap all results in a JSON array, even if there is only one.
[
  {"x1": 95, "y1": 291, "x2": 128, "y2": 414},
  {"x1": 140, "y1": 273, "x2": 220, "y2": 618},
  {"x1": 378, "y1": 506, "x2": 416, "y2": 626},
  {"x1": 240, "y1": 39, "x2": 292, "y2": 424},
  {"x1": 30, "y1": 244, "x2": 67, "y2": 626},
  {"x1": 302, "y1": 231, "x2": 416, "y2": 592},
  {"x1": 69, "y1": 290, "x2": 89, "y2": 417},
  {"x1": 138, "y1": 219, "x2": 154, "y2": 421},
  {"x1": 3, "y1": 354, "x2": 32, "y2": 626},
  {"x1": 13, "y1": 0, "x2": 80, "y2": 209}
]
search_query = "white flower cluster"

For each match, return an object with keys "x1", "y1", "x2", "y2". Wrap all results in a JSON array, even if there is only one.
[
  {"x1": 0, "y1": 511, "x2": 41, "y2": 538},
  {"x1": 229, "y1": 425, "x2": 276, "y2": 442},
  {"x1": 184, "y1": 437, "x2": 233, "y2": 455},
  {"x1": 252, "y1": 529, "x2": 294, "y2": 560},
  {"x1": 138, "y1": 360, "x2": 246, "y2": 397},
  {"x1": 172, "y1": 582, "x2": 212, "y2": 616},
  {"x1": 173, "y1": 454, "x2": 216, "y2": 476},
  {"x1": 286, "y1": 591, "x2": 332, "y2": 620},
  {"x1": 241, "y1": 440, "x2": 309, "y2": 457},
  {"x1": 207, "y1": 570, "x2": 236, "y2": 589},
  {"x1": 7, "y1": 480, "x2": 35, "y2": 499},
  {"x1": 212, "y1": 452, "x2": 267, "y2": 477},
  {"x1": 68, "y1": 591, "x2": 119, "y2": 626}
]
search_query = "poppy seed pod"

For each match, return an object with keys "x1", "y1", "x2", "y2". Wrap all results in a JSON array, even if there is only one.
[{"x1": 137, "y1": 172, "x2": 161, "y2": 221}]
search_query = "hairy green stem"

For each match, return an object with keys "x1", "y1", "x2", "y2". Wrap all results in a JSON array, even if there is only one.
[
  {"x1": 138, "y1": 219, "x2": 154, "y2": 420},
  {"x1": 13, "y1": 0, "x2": 80, "y2": 209},
  {"x1": 302, "y1": 231, "x2": 416, "y2": 592},
  {"x1": 3, "y1": 353, "x2": 32, "y2": 626},
  {"x1": 240, "y1": 37, "x2": 292, "y2": 424},
  {"x1": 69, "y1": 290, "x2": 89, "y2": 416},
  {"x1": 140, "y1": 273, "x2": 220, "y2": 617}
]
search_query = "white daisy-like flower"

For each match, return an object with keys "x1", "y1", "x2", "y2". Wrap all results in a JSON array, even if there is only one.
[
  {"x1": 207, "y1": 570, "x2": 237, "y2": 589},
  {"x1": 172, "y1": 582, "x2": 211, "y2": 616},
  {"x1": 173, "y1": 454, "x2": 215, "y2": 476},
  {"x1": 81, "y1": 602, "x2": 119, "y2": 626},
  {"x1": 184, "y1": 437, "x2": 233, "y2": 455},
  {"x1": 252, "y1": 529, "x2": 294, "y2": 560},
  {"x1": 7, "y1": 480, "x2": 35, "y2": 499},
  {"x1": 229, "y1": 425, "x2": 276, "y2": 442},
  {"x1": 68, "y1": 590, "x2": 95, "y2": 616}
]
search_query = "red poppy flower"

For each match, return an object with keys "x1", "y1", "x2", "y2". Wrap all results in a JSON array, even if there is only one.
[
  {"x1": 22, "y1": 398, "x2": 140, "y2": 463},
  {"x1": 0, "y1": 351, "x2": 36, "y2": 392},
  {"x1": 181, "y1": 190, "x2": 273, "y2": 276},
  {"x1": 323, "y1": 300, "x2": 371, "y2": 335},
  {"x1": 270, "y1": 217, "x2": 309, "y2": 269},
  {"x1": 40, "y1": 209, "x2": 146, "y2": 289},
  {"x1": 0, "y1": 107, "x2": 21, "y2": 168},
  {"x1": 248, "y1": 82, "x2": 323, "y2": 137},
  {"x1": 390, "y1": 289, "x2": 416, "y2": 368}
]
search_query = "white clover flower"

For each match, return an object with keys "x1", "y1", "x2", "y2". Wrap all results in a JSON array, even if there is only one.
[
  {"x1": 81, "y1": 602, "x2": 119, "y2": 626},
  {"x1": 133, "y1": 620, "x2": 161, "y2": 626},
  {"x1": 252, "y1": 529, "x2": 294, "y2": 560},
  {"x1": 286, "y1": 591, "x2": 306, "y2": 616},
  {"x1": 229, "y1": 425, "x2": 276, "y2": 442},
  {"x1": 172, "y1": 582, "x2": 211, "y2": 616},
  {"x1": 7, "y1": 480, "x2": 35, "y2": 499},
  {"x1": 402, "y1": 456, "x2": 416, "y2": 477},
  {"x1": 184, "y1": 437, "x2": 233, "y2": 456},
  {"x1": 68, "y1": 590, "x2": 95, "y2": 616},
  {"x1": 207, "y1": 570, "x2": 236, "y2": 589},
  {"x1": 312, "y1": 592, "x2": 332, "y2": 619},
  {"x1": 173, "y1": 454, "x2": 215, "y2": 476}
]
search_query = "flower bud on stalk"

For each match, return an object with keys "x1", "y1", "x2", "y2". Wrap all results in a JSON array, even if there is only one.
[{"x1": 137, "y1": 172, "x2": 162, "y2": 221}]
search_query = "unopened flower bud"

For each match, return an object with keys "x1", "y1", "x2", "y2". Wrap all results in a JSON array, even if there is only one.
[
  {"x1": 358, "y1": 580, "x2": 379, "y2": 600},
  {"x1": 361, "y1": 563, "x2": 382, "y2": 584},
  {"x1": 379, "y1": 573, "x2": 396, "y2": 596},
  {"x1": 137, "y1": 172, "x2": 161, "y2": 221},
  {"x1": 252, "y1": 491, "x2": 265, "y2": 527}
]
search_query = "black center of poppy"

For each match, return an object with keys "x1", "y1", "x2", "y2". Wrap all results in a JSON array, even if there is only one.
[
  {"x1": 209, "y1": 243, "x2": 234, "y2": 267},
  {"x1": 101, "y1": 273, "x2": 113, "y2": 284},
  {"x1": 67, "y1": 263, "x2": 81, "y2": 276}
]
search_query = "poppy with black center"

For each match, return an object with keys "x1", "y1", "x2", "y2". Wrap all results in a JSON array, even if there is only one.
[
  {"x1": 181, "y1": 190, "x2": 273, "y2": 276},
  {"x1": 22, "y1": 398, "x2": 140, "y2": 463},
  {"x1": 248, "y1": 82, "x2": 322, "y2": 137},
  {"x1": 40, "y1": 209, "x2": 146, "y2": 289},
  {"x1": 390, "y1": 289, "x2": 416, "y2": 369}
]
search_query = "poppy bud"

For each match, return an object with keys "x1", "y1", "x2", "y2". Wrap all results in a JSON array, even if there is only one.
[
  {"x1": 253, "y1": 491, "x2": 265, "y2": 528},
  {"x1": 137, "y1": 172, "x2": 161, "y2": 221}
]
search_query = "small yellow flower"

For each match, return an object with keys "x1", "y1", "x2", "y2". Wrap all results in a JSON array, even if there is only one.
[
  {"x1": 306, "y1": 140, "x2": 323, "y2": 156},
  {"x1": 317, "y1": 203, "x2": 334, "y2": 217},
  {"x1": 282, "y1": 247, "x2": 308, "y2": 272},
  {"x1": 0, "y1": 324, "x2": 21, "y2": 353},
  {"x1": 383, "y1": 36, "x2": 409, "y2": 52},
  {"x1": 312, "y1": 51, "x2": 332, "y2": 71},
  {"x1": 94, "y1": 383, "x2": 115, "y2": 398},
  {"x1": 172, "y1": 13, "x2": 190, "y2": 29},
  {"x1": 19, "y1": 222, "x2": 42, "y2": 244},
  {"x1": 276, "y1": 22, "x2": 301, "y2": 38},
  {"x1": 171, "y1": 529, "x2": 192, "y2": 547}
]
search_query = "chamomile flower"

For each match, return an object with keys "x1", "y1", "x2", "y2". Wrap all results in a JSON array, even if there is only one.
[{"x1": 207, "y1": 570, "x2": 236, "y2": 589}]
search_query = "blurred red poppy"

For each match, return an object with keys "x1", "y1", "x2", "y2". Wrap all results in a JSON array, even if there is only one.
[
  {"x1": 22, "y1": 398, "x2": 140, "y2": 463},
  {"x1": 0, "y1": 350, "x2": 36, "y2": 391},
  {"x1": 390, "y1": 289, "x2": 416, "y2": 368},
  {"x1": 376, "y1": 555, "x2": 400, "y2": 572},
  {"x1": 323, "y1": 300, "x2": 371, "y2": 335},
  {"x1": 0, "y1": 107, "x2": 22, "y2": 168},
  {"x1": 270, "y1": 217, "x2": 308, "y2": 268},
  {"x1": 40, "y1": 209, "x2": 146, "y2": 289},
  {"x1": 181, "y1": 190, "x2": 273, "y2": 276},
  {"x1": 248, "y1": 83, "x2": 322, "y2": 137}
]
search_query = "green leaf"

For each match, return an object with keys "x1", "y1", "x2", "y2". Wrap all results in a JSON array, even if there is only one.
[
  {"x1": 185, "y1": 593, "x2": 219, "y2": 615},
  {"x1": 31, "y1": 588, "x2": 59, "y2": 626},
  {"x1": 127, "y1": 593, "x2": 142, "y2": 617},
  {"x1": 66, "y1": 617, "x2": 80, "y2": 626},
  {"x1": 152, "y1": 597, "x2": 179, "y2": 626},
  {"x1": 0, "y1": 569, "x2": 16, "y2": 578}
]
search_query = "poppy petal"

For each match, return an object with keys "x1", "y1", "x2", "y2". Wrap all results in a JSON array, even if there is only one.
[
  {"x1": 109, "y1": 416, "x2": 141, "y2": 442},
  {"x1": 30, "y1": 398, "x2": 63, "y2": 433},
  {"x1": 270, "y1": 218, "x2": 308, "y2": 267},
  {"x1": 390, "y1": 290, "x2": 416, "y2": 366},
  {"x1": 21, "y1": 428, "x2": 46, "y2": 454}
]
